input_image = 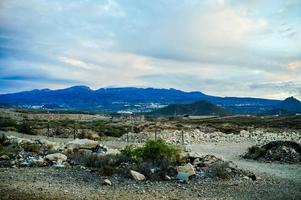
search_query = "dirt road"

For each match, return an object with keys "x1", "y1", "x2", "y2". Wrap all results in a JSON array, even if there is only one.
[{"x1": 189, "y1": 142, "x2": 301, "y2": 181}]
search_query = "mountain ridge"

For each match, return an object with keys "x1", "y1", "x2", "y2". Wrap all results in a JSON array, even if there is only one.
[{"x1": 0, "y1": 85, "x2": 299, "y2": 114}]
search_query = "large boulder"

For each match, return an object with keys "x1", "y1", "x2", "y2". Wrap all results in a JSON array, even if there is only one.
[
  {"x1": 130, "y1": 170, "x2": 145, "y2": 181},
  {"x1": 66, "y1": 139, "x2": 98, "y2": 150}
]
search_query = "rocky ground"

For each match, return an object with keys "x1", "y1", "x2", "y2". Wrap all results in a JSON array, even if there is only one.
[
  {"x1": 1, "y1": 167, "x2": 301, "y2": 200},
  {"x1": 0, "y1": 131, "x2": 301, "y2": 199},
  {"x1": 119, "y1": 128, "x2": 301, "y2": 145}
]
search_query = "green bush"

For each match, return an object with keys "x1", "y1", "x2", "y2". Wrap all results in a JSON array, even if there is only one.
[
  {"x1": 18, "y1": 121, "x2": 35, "y2": 135},
  {"x1": 247, "y1": 145, "x2": 266, "y2": 158},
  {"x1": 121, "y1": 139, "x2": 180, "y2": 162},
  {"x1": 0, "y1": 134, "x2": 7, "y2": 145},
  {"x1": 121, "y1": 145, "x2": 142, "y2": 161},
  {"x1": 140, "y1": 139, "x2": 180, "y2": 161},
  {"x1": 0, "y1": 117, "x2": 17, "y2": 130}
]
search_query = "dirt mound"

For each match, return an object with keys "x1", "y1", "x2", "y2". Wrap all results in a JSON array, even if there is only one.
[{"x1": 243, "y1": 141, "x2": 301, "y2": 164}]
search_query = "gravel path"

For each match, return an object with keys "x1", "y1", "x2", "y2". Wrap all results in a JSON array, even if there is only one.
[{"x1": 189, "y1": 142, "x2": 301, "y2": 181}]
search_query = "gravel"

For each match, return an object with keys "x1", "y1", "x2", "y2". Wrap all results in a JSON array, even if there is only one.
[{"x1": 1, "y1": 167, "x2": 300, "y2": 200}]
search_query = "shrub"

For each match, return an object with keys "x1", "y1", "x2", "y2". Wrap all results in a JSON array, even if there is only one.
[
  {"x1": 0, "y1": 117, "x2": 17, "y2": 130},
  {"x1": 0, "y1": 134, "x2": 7, "y2": 145},
  {"x1": 121, "y1": 139, "x2": 181, "y2": 162},
  {"x1": 102, "y1": 165, "x2": 114, "y2": 176},
  {"x1": 22, "y1": 142, "x2": 41, "y2": 153},
  {"x1": 209, "y1": 162, "x2": 231, "y2": 179},
  {"x1": 140, "y1": 139, "x2": 180, "y2": 161},
  {"x1": 245, "y1": 145, "x2": 266, "y2": 159},
  {"x1": 120, "y1": 145, "x2": 142, "y2": 162},
  {"x1": 18, "y1": 121, "x2": 35, "y2": 135}
]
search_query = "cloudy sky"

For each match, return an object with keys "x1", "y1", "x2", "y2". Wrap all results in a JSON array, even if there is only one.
[{"x1": 0, "y1": 0, "x2": 300, "y2": 99}]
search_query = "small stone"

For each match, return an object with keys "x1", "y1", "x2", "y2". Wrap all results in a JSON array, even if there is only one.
[
  {"x1": 248, "y1": 174, "x2": 256, "y2": 181},
  {"x1": 176, "y1": 172, "x2": 189, "y2": 183},
  {"x1": 0, "y1": 155, "x2": 10, "y2": 160},
  {"x1": 130, "y1": 170, "x2": 145, "y2": 181},
  {"x1": 103, "y1": 179, "x2": 112, "y2": 186}
]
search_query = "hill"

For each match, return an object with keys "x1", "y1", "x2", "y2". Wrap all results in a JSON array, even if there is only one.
[
  {"x1": 276, "y1": 97, "x2": 301, "y2": 113},
  {"x1": 151, "y1": 100, "x2": 229, "y2": 116}
]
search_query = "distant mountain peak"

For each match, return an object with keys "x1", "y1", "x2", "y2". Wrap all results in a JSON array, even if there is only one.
[
  {"x1": 64, "y1": 85, "x2": 92, "y2": 91},
  {"x1": 276, "y1": 96, "x2": 301, "y2": 113},
  {"x1": 283, "y1": 96, "x2": 300, "y2": 102}
]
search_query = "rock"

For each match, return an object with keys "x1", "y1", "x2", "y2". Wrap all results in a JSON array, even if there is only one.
[
  {"x1": 45, "y1": 153, "x2": 67, "y2": 162},
  {"x1": 53, "y1": 163, "x2": 66, "y2": 168},
  {"x1": 78, "y1": 149, "x2": 93, "y2": 156},
  {"x1": 103, "y1": 179, "x2": 112, "y2": 186},
  {"x1": 177, "y1": 163, "x2": 196, "y2": 176},
  {"x1": 31, "y1": 157, "x2": 46, "y2": 167},
  {"x1": 165, "y1": 175, "x2": 172, "y2": 180},
  {"x1": 176, "y1": 172, "x2": 189, "y2": 183},
  {"x1": 200, "y1": 155, "x2": 223, "y2": 167},
  {"x1": 130, "y1": 170, "x2": 145, "y2": 181},
  {"x1": 94, "y1": 145, "x2": 108, "y2": 153},
  {"x1": 21, "y1": 161, "x2": 29, "y2": 167},
  {"x1": 248, "y1": 173, "x2": 257, "y2": 181},
  {"x1": 0, "y1": 155, "x2": 10, "y2": 161},
  {"x1": 66, "y1": 139, "x2": 99, "y2": 150},
  {"x1": 227, "y1": 161, "x2": 238, "y2": 169},
  {"x1": 188, "y1": 151, "x2": 202, "y2": 159},
  {"x1": 37, "y1": 139, "x2": 61, "y2": 151},
  {"x1": 105, "y1": 148, "x2": 121, "y2": 155}
]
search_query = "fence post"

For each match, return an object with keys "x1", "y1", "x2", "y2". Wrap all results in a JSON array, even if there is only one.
[
  {"x1": 155, "y1": 125, "x2": 157, "y2": 141},
  {"x1": 47, "y1": 121, "x2": 50, "y2": 137},
  {"x1": 181, "y1": 130, "x2": 184, "y2": 145},
  {"x1": 73, "y1": 121, "x2": 76, "y2": 139}
]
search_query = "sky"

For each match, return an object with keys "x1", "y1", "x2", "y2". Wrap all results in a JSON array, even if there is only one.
[{"x1": 0, "y1": 0, "x2": 301, "y2": 99}]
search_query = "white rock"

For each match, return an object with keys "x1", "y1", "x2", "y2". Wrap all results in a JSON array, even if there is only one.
[
  {"x1": 177, "y1": 163, "x2": 196, "y2": 177},
  {"x1": 105, "y1": 148, "x2": 120, "y2": 155},
  {"x1": 31, "y1": 157, "x2": 45, "y2": 167},
  {"x1": 45, "y1": 153, "x2": 67, "y2": 162},
  {"x1": 0, "y1": 155, "x2": 10, "y2": 160},
  {"x1": 130, "y1": 170, "x2": 145, "y2": 181},
  {"x1": 103, "y1": 179, "x2": 112, "y2": 186},
  {"x1": 66, "y1": 139, "x2": 98, "y2": 150},
  {"x1": 188, "y1": 151, "x2": 202, "y2": 159}
]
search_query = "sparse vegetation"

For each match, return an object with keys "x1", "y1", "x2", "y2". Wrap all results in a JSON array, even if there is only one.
[
  {"x1": 243, "y1": 141, "x2": 301, "y2": 163},
  {"x1": 0, "y1": 117, "x2": 18, "y2": 131},
  {"x1": 121, "y1": 139, "x2": 181, "y2": 162},
  {"x1": 208, "y1": 162, "x2": 231, "y2": 179}
]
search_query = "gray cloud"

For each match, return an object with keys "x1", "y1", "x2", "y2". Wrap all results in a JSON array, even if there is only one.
[{"x1": 0, "y1": 0, "x2": 301, "y2": 99}]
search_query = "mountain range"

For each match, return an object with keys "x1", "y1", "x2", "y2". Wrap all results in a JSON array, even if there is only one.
[{"x1": 0, "y1": 85, "x2": 300, "y2": 115}]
